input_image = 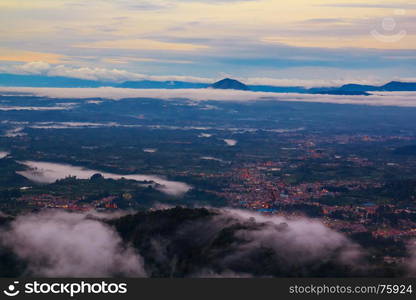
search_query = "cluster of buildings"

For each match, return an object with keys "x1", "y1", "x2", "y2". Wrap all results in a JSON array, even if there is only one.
[{"x1": 212, "y1": 160, "x2": 416, "y2": 242}]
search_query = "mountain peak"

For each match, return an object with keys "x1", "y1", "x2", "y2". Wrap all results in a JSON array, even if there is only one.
[
  {"x1": 381, "y1": 81, "x2": 416, "y2": 91},
  {"x1": 210, "y1": 78, "x2": 249, "y2": 91}
]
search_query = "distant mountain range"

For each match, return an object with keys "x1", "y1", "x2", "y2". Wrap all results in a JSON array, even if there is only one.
[
  {"x1": 311, "y1": 81, "x2": 416, "y2": 95},
  {"x1": 1, "y1": 73, "x2": 416, "y2": 95}
]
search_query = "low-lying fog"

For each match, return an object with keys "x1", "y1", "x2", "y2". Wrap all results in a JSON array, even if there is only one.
[
  {"x1": 224, "y1": 139, "x2": 238, "y2": 146},
  {"x1": 1, "y1": 87, "x2": 416, "y2": 107},
  {"x1": 17, "y1": 161, "x2": 191, "y2": 196}
]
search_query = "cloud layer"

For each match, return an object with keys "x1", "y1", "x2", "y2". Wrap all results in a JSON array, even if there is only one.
[
  {"x1": 17, "y1": 160, "x2": 191, "y2": 196},
  {"x1": 0, "y1": 62, "x2": 212, "y2": 83},
  {"x1": 2, "y1": 61, "x2": 416, "y2": 88},
  {"x1": 9, "y1": 207, "x2": 416, "y2": 277},
  {"x1": 216, "y1": 209, "x2": 365, "y2": 273},
  {"x1": 0, "y1": 211, "x2": 146, "y2": 277},
  {"x1": 1, "y1": 0, "x2": 415, "y2": 83},
  {"x1": 108, "y1": 207, "x2": 368, "y2": 277},
  {"x1": 4, "y1": 207, "x2": 416, "y2": 278},
  {"x1": 1, "y1": 87, "x2": 416, "y2": 107}
]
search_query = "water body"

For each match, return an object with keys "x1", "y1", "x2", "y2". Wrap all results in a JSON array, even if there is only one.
[
  {"x1": 0, "y1": 152, "x2": 9, "y2": 159},
  {"x1": 17, "y1": 161, "x2": 191, "y2": 196}
]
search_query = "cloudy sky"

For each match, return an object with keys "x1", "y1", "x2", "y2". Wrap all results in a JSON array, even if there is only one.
[{"x1": 0, "y1": 0, "x2": 415, "y2": 86}]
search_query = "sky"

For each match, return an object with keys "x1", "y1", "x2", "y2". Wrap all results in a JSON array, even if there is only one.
[{"x1": 0, "y1": 0, "x2": 415, "y2": 86}]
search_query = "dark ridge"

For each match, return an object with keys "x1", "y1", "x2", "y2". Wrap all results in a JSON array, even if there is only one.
[
  {"x1": 381, "y1": 81, "x2": 416, "y2": 91},
  {"x1": 211, "y1": 78, "x2": 250, "y2": 91}
]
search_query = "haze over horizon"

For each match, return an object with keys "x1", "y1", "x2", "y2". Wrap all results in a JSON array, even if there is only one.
[{"x1": 0, "y1": 0, "x2": 415, "y2": 87}]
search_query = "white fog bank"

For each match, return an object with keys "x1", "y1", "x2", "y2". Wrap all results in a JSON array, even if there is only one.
[
  {"x1": 1, "y1": 87, "x2": 416, "y2": 107},
  {"x1": 17, "y1": 161, "x2": 191, "y2": 196}
]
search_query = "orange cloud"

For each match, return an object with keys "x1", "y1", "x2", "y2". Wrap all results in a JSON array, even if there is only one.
[
  {"x1": 74, "y1": 39, "x2": 208, "y2": 52},
  {"x1": 262, "y1": 34, "x2": 416, "y2": 50},
  {"x1": 0, "y1": 48, "x2": 64, "y2": 63}
]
